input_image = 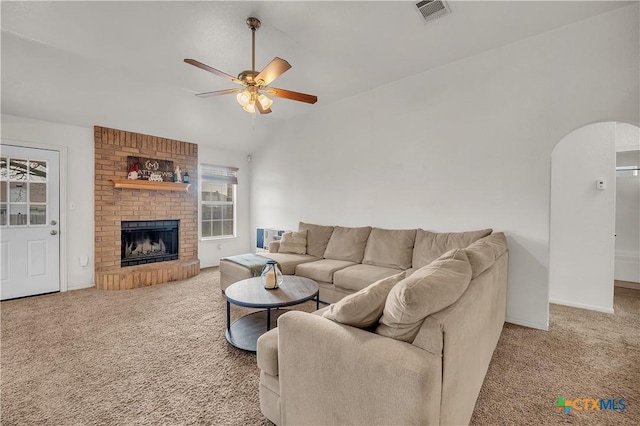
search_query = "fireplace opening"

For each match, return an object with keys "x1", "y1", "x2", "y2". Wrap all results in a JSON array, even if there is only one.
[{"x1": 121, "y1": 220, "x2": 179, "y2": 267}]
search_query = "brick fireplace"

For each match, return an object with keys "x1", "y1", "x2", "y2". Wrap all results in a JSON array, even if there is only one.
[{"x1": 94, "y1": 126, "x2": 200, "y2": 290}]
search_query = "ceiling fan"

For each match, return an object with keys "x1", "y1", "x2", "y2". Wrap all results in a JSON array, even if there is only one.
[{"x1": 184, "y1": 17, "x2": 318, "y2": 114}]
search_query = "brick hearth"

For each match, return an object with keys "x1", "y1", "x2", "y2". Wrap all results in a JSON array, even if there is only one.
[{"x1": 94, "y1": 126, "x2": 200, "y2": 289}]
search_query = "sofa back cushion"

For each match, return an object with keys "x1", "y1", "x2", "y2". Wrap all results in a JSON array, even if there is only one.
[
  {"x1": 324, "y1": 226, "x2": 372, "y2": 263},
  {"x1": 363, "y1": 228, "x2": 417, "y2": 270},
  {"x1": 376, "y1": 249, "x2": 472, "y2": 342},
  {"x1": 278, "y1": 230, "x2": 308, "y2": 255},
  {"x1": 412, "y1": 228, "x2": 492, "y2": 269},
  {"x1": 323, "y1": 272, "x2": 406, "y2": 328},
  {"x1": 298, "y1": 222, "x2": 335, "y2": 258},
  {"x1": 464, "y1": 232, "x2": 508, "y2": 278}
]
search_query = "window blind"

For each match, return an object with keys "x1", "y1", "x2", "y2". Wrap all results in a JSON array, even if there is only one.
[{"x1": 201, "y1": 164, "x2": 238, "y2": 185}]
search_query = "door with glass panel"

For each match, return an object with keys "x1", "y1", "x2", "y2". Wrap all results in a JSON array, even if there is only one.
[{"x1": 0, "y1": 145, "x2": 60, "y2": 300}]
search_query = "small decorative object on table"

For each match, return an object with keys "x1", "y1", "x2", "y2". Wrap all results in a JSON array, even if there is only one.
[
  {"x1": 174, "y1": 166, "x2": 182, "y2": 182},
  {"x1": 182, "y1": 171, "x2": 190, "y2": 183},
  {"x1": 261, "y1": 260, "x2": 283, "y2": 289}
]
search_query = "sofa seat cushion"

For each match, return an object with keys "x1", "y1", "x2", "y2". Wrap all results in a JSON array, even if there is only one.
[
  {"x1": 412, "y1": 228, "x2": 492, "y2": 269},
  {"x1": 377, "y1": 249, "x2": 472, "y2": 342},
  {"x1": 323, "y1": 226, "x2": 372, "y2": 263},
  {"x1": 362, "y1": 228, "x2": 417, "y2": 270},
  {"x1": 299, "y1": 222, "x2": 334, "y2": 258},
  {"x1": 333, "y1": 264, "x2": 405, "y2": 292},
  {"x1": 464, "y1": 232, "x2": 508, "y2": 278},
  {"x1": 295, "y1": 259, "x2": 357, "y2": 283},
  {"x1": 257, "y1": 328, "x2": 279, "y2": 377},
  {"x1": 278, "y1": 229, "x2": 307, "y2": 254},
  {"x1": 262, "y1": 253, "x2": 319, "y2": 275},
  {"x1": 323, "y1": 272, "x2": 406, "y2": 328}
]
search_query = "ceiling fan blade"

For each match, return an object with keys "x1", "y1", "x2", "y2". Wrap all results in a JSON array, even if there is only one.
[
  {"x1": 195, "y1": 88, "x2": 241, "y2": 98},
  {"x1": 267, "y1": 87, "x2": 318, "y2": 104},
  {"x1": 255, "y1": 57, "x2": 291, "y2": 86},
  {"x1": 255, "y1": 100, "x2": 272, "y2": 115},
  {"x1": 184, "y1": 59, "x2": 242, "y2": 84}
]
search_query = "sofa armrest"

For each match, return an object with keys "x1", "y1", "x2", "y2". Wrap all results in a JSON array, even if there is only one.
[
  {"x1": 277, "y1": 311, "x2": 441, "y2": 425},
  {"x1": 268, "y1": 240, "x2": 280, "y2": 253},
  {"x1": 257, "y1": 328, "x2": 279, "y2": 376},
  {"x1": 426, "y1": 251, "x2": 509, "y2": 426}
]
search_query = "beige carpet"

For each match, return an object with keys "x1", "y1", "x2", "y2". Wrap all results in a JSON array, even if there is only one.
[{"x1": 2, "y1": 268, "x2": 638, "y2": 425}]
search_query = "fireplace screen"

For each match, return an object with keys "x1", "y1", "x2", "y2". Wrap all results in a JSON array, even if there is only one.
[{"x1": 121, "y1": 220, "x2": 179, "y2": 267}]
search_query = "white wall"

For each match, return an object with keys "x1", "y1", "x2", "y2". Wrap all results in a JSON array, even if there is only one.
[
  {"x1": 250, "y1": 5, "x2": 639, "y2": 329},
  {"x1": 198, "y1": 147, "x2": 252, "y2": 268},
  {"x1": 1, "y1": 114, "x2": 94, "y2": 290},
  {"x1": 549, "y1": 123, "x2": 616, "y2": 313},
  {"x1": 616, "y1": 122, "x2": 640, "y2": 152}
]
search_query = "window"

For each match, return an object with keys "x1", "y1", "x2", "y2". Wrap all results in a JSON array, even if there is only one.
[
  {"x1": 1, "y1": 156, "x2": 49, "y2": 227},
  {"x1": 200, "y1": 164, "x2": 238, "y2": 239}
]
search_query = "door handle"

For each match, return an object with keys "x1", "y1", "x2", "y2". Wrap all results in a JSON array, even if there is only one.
[{"x1": 50, "y1": 230, "x2": 58, "y2": 235}]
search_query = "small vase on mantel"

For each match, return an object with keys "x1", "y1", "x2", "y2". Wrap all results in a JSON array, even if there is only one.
[{"x1": 261, "y1": 260, "x2": 283, "y2": 290}]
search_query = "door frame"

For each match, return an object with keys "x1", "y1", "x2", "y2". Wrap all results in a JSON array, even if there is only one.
[{"x1": 1, "y1": 138, "x2": 68, "y2": 293}]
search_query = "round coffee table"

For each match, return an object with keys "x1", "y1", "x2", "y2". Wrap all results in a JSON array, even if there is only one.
[{"x1": 225, "y1": 275, "x2": 319, "y2": 352}]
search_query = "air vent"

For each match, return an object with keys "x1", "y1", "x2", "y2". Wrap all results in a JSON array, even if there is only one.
[{"x1": 415, "y1": 0, "x2": 451, "y2": 23}]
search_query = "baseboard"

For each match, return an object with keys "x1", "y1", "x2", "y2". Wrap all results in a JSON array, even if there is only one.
[
  {"x1": 615, "y1": 280, "x2": 640, "y2": 290},
  {"x1": 549, "y1": 298, "x2": 614, "y2": 314},
  {"x1": 67, "y1": 282, "x2": 94, "y2": 291},
  {"x1": 615, "y1": 251, "x2": 640, "y2": 283},
  {"x1": 505, "y1": 316, "x2": 548, "y2": 331}
]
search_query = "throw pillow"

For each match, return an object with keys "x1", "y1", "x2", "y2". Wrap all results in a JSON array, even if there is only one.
[
  {"x1": 278, "y1": 230, "x2": 308, "y2": 255},
  {"x1": 323, "y1": 226, "x2": 372, "y2": 263},
  {"x1": 376, "y1": 249, "x2": 472, "y2": 342},
  {"x1": 323, "y1": 272, "x2": 406, "y2": 328}
]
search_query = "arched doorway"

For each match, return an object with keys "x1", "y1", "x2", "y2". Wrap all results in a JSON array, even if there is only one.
[{"x1": 549, "y1": 122, "x2": 639, "y2": 313}]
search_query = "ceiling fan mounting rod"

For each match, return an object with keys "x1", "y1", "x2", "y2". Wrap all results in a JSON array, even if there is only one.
[{"x1": 247, "y1": 17, "x2": 261, "y2": 73}]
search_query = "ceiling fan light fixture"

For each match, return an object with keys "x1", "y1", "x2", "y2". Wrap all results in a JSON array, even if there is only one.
[
  {"x1": 185, "y1": 16, "x2": 317, "y2": 115},
  {"x1": 236, "y1": 90, "x2": 252, "y2": 107},
  {"x1": 242, "y1": 102, "x2": 256, "y2": 113},
  {"x1": 258, "y1": 94, "x2": 273, "y2": 110}
]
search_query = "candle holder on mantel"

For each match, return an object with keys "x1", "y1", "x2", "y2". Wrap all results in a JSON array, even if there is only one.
[{"x1": 261, "y1": 260, "x2": 283, "y2": 290}]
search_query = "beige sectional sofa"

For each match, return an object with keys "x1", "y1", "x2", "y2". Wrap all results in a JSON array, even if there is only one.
[
  {"x1": 253, "y1": 225, "x2": 509, "y2": 425},
  {"x1": 220, "y1": 222, "x2": 494, "y2": 303}
]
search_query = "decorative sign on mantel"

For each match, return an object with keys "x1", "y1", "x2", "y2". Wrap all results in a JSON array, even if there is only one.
[{"x1": 127, "y1": 156, "x2": 174, "y2": 182}]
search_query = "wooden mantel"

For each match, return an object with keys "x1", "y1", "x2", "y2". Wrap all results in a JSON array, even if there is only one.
[{"x1": 111, "y1": 178, "x2": 190, "y2": 192}]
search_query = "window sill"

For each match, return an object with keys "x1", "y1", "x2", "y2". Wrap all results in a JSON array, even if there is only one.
[{"x1": 200, "y1": 236, "x2": 237, "y2": 242}]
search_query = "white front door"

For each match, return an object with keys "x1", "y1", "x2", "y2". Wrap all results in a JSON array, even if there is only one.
[{"x1": 0, "y1": 145, "x2": 60, "y2": 300}]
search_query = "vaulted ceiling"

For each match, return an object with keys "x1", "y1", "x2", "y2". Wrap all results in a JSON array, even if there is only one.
[{"x1": 1, "y1": 1, "x2": 633, "y2": 152}]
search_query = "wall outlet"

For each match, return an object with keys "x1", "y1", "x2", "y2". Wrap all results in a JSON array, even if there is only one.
[
  {"x1": 80, "y1": 256, "x2": 89, "y2": 268},
  {"x1": 596, "y1": 179, "x2": 607, "y2": 190}
]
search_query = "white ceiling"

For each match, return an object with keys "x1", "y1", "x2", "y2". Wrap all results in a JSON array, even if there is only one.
[{"x1": 1, "y1": 1, "x2": 634, "y2": 153}]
